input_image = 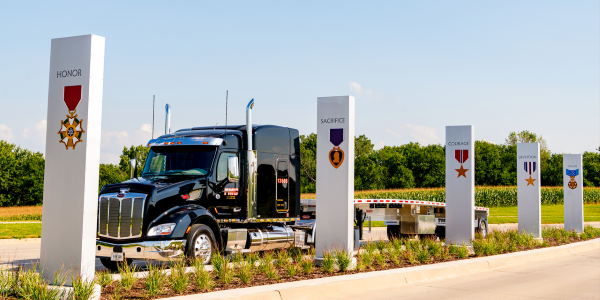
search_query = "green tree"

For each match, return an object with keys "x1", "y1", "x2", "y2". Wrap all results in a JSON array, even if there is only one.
[
  {"x1": 541, "y1": 153, "x2": 563, "y2": 186},
  {"x1": 299, "y1": 133, "x2": 317, "y2": 193},
  {"x1": 377, "y1": 147, "x2": 415, "y2": 189},
  {"x1": 583, "y1": 151, "x2": 600, "y2": 187},
  {"x1": 0, "y1": 140, "x2": 45, "y2": 206},
  {"x1": 474, "y1": 141, "x2": 503, "y2": 186},
  {"x1": 355, "y1": 135, "x2": 374, "y2": 159},
  {"x1": 505, "y1": 130, "x2": 551, "y2": 171},
  {"x1": 98, "y1": 163, "x2": 127, "y2": 192},
  {"x1": 118, "y1": 145, "x2": 150, "y2": 174}
]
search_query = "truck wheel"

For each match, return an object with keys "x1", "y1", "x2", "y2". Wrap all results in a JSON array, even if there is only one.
[
  {"x1": 186, "y1": 224, "x2": 216, "y2": 264},
  {"x1": 387, "y1": 225, "x2": 401, "y2": 240},
  {"x1": 435, "y1": 226, "x2": 446, "y2": 239},
  {"x1": 99, "y1": 258, "x2": 132, "y2": 272}
]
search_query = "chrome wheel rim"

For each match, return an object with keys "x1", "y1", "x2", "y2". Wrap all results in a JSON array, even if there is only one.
[{"x1": 194, "y1": 234, "x2": 212, "y2": 264}]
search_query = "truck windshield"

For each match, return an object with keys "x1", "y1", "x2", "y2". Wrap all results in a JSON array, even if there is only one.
[{"x1": 142, "y1": 145, "x2": 217, "y2": 177}]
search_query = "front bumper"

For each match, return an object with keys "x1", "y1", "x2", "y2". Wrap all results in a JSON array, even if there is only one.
[{"x1": 96, "y1": 239, "x2": 187, "y2": 261}]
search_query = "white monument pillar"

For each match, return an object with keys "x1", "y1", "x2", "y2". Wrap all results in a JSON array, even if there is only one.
[
  {"x1": 563, "y1": 154, "x2": 584, "y2": 233},
  {"x1": 517, "y1": 143, "x2": 541, "y2": 238},
  {"x1": 315, "y1": 96, "x2": 355, "y2": 257},
  {"x1": 445, "y1": 126, "x2": 475, "y2": 244},
  {"x1": 40, "y1": 35, "x2": 105, "y2": 283}
]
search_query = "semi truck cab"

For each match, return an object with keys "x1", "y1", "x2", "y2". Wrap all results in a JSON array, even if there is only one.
[{"x1": 95, "y1": 100, "x2": 311, "y2": 270}]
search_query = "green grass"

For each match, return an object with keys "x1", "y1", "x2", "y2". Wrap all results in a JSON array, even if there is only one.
[
  {"x1": 0, "y1": 223, "x2": 42, "y2": 239},
  {"x1": 488, "y1": 204, "x2": 600, "y2": 224}
]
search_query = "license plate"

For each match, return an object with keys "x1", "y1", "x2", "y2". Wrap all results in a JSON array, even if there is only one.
[{"x1": 111, "y1": 253, "x2": 124, "y2": 261}]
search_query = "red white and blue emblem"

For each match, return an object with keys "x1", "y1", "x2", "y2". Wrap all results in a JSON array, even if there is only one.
[{"x1": 524, "y1": 161, "x2": 537, "y2": 186}]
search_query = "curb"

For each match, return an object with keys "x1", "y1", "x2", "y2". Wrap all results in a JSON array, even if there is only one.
[
  {"x1": 0, "y1": 238, "x2": 41, "y2": 245},
  {"x1": 161, "y1": 238, "x2": 600, "y2": 300}
]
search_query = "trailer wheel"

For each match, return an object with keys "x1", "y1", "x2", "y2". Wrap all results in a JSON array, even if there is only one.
[
  {"x1": 186, "y1": 224, "x2": 216, "y2": 264},
  {"x1": 387, "y1": 225, "x2": 401, "y2": 240},
  {"x1": 435, "y1": 226, "x2": 446, "y2": 239}
]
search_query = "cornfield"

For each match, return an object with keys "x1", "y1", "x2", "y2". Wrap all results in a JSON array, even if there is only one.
[{"x1": 302, "y1": 187, "x2": 600, "y2": 207}]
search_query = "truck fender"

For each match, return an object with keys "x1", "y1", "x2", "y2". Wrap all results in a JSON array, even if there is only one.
[{"x1": 147, "y1": 204, "x2": 221, "y2": 247}]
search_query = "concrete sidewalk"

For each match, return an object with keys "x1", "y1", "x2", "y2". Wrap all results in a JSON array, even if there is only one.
[{"x1": 161, "y1": 238, "x2": 600, "y2": 300}]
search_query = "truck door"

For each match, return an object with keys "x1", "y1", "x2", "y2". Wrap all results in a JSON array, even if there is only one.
[
  {"x1": 216, "y1": 152, "x2": 239, "y2": 201},
  {"x1": 276, "y1": 160, "x2": 289, "y2": 213}
]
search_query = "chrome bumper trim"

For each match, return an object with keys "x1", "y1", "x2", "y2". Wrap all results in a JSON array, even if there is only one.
[{"x1": 96, "y1": 240, "x2": 187, "y2": 261}]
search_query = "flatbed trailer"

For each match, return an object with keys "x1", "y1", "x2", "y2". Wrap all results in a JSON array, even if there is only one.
[{"x1": 300, "y1": 198, "x2": 489, "y2": 240}]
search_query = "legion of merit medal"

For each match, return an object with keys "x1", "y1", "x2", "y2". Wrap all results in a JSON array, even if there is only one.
[
  {"x1": 57, "y1": 85, "x2": 85, "y2": 150},
  {"x1": 329, "y1": 128, "x2": 344, "y2": 169},
  {"x1": 524, "y1": 161, "x2": 537, "y2": 186},
  {"x1": 566, "y1": 169, "x2": 579, "y2": 190},
  {"x1": 454, "y1": 149, "x2": 469, "y2": 178}
]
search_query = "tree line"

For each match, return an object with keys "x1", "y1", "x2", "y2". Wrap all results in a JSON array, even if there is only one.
[
  {"x1": 300, "y1": 131, "x2": 600, "y2": 193},
  {"x1": 0, "y1": 130, "x2": 598, "y2": 206}
]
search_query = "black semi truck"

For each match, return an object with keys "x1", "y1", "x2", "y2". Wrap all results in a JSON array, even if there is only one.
[
  {"x1": 96, "y1": 100, "x2": 315, "y2": 270},
  {"x1": 95, "y1": 99, "x2": 489, "y2": 270}
]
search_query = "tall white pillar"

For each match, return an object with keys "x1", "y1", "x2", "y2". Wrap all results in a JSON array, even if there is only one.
[
  {"x1": 315, "y1": 96, "x2": 355, "y2": 257},
  {"x1": 445, "y1": 126, "x2": 475, "y2": 244},
  {"x1": 517, "y1": 143, "x2": 541, "y2": 238},
  {"x1": 40, "y1": 35, "x2": 105, "y2": 283},
  {"x1": 563, "y1": 154, "x2": 584, "y2": 233}
]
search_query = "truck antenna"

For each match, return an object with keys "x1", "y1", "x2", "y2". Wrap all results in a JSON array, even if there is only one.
[
  {"x1": 223, "y1": 90, "x2": 228, "y2": 145},
  {"x1": 152, "y1": 95, "x2": 155, "y2": 139},
  {"x1": 214, "y1": 122, "x2": 218, "y2": 129}
]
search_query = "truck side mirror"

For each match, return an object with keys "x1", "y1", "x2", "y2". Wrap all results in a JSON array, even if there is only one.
[
  {"x1": 227, "y1": 156, "x2": 239, "y2": 182},
  {"x1": 129, "y1": 159, "x2": 137, "y2": 179}
]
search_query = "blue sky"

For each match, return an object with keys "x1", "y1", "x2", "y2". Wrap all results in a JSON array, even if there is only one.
[{"x1": 0, "y1": 1, "x2": 598, "y2": 164}]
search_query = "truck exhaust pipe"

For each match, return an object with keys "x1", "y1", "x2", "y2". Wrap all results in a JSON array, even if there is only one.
[
  {"x1": 165, "y1": 104, "x2": 171, "y2": 135},
  {"x1": 246, "y1": 99, "x2": 254, "y2": 150}
]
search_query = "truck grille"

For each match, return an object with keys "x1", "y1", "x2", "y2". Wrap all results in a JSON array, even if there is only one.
[{"x1": 98, "y1": 193, "x2": 147, "y2": 239}]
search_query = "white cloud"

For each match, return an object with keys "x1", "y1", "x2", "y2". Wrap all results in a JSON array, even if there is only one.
[
  {"x1": 100, "y1": 124, "x2": 153, "y2": 164},
  {"x1": 348, "y1": 82, "x2": 381, "y2": 101},
  {"x1": 401, "y1": 124, "x2": 439, "y2": 145},
  {"x1": 22, "y1": 120, "x2": 47, "y2": 146},
  {"x1": 480, "y1": 139, "x2": 496, "y2": 145},
  {"x1": 0, "y1": 124, "x2": 13, "y2": 142},
  {"x1": 385, "y1": 129, "x2": 403, "y2": 139},
  {"x1": 386, "y1": 124, "x2": 440, "y2": 145},
  {"x1": 375, "y1": 140, "x2": 385, "y2": 150}
]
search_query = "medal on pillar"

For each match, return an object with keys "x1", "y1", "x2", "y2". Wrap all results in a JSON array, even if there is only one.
[
  {"x1": 328, "y1": 128, "x2": 345, "y2": 169},
  {"x1": 57, "y1": 85, "x2": 85, "y2": 150},
  {"x1": 566, "y1": 169, "x2": 579, "y2": 190},
  {"x1": 454, "y1": 149, "x2": 469, "y2": 178},
  {"x1": 524, "y1": 161, "x2": 537, "y2": 186}
]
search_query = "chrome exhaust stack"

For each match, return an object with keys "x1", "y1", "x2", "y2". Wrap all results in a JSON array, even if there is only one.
[
  {"x1": 165, "y1": 104, "x2": 171, "y2": 135},
  {"x1": 246, "y1": 99, "x2": 254, "y2": 150},
  {"x1": 246, "y1": 99, "x2": 257, "y2": 219}
]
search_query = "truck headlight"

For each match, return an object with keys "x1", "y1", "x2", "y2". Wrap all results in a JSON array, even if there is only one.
[{"x1": 147, "y1": 223, "x2": 176, "y2": 236}]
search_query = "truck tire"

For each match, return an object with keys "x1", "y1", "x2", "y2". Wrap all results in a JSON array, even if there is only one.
[
  {"x1": 186, "y1": 224, "x2": 216, "y2": 264},
  {"x1": 435, "y1": 226, "x2": 446, "y2": 239},
  {"x1": 387, "y1": 225, "x2": 401, "y2": 240},
  {"x1": 99, "y1": 258, "x2": 132, "y2": 272}
]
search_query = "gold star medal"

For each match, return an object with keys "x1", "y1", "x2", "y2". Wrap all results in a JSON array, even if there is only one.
[
  {"x1": 57, "y1": 85, "x2": 85, "y2": 150},
  {"x1": 523, "y1": 161, "x2": 537, "y2": 187}
]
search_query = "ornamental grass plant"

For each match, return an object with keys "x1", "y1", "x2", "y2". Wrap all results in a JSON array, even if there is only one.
[
  {"x1": 167, "y1": 260, "x2": 189, "y2": 294},
  {"x1": 70, "y1": 276, "x2": 97, "y2": 300},
  {"x1": 144, "y1": 263, "x2": 167, "y2": 298}
]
